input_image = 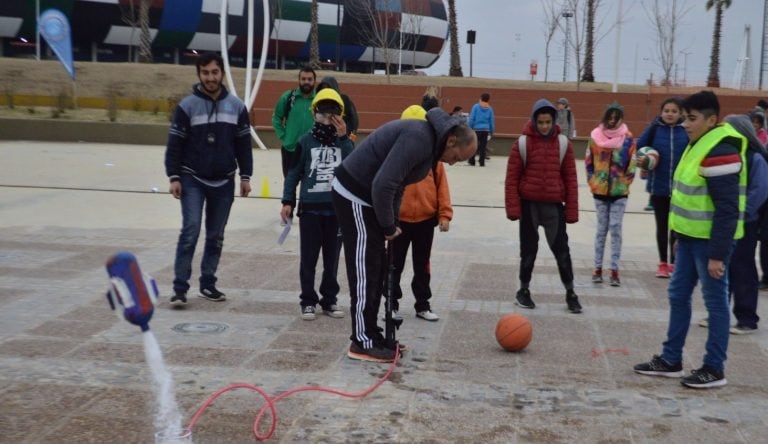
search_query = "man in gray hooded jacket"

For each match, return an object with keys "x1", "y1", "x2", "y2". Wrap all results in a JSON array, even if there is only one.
[{"x1": 332, "y1": 108, "x2": 477, "y2": 363}]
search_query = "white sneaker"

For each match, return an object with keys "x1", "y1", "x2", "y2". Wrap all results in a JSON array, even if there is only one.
[
  {"x1": 730, "y1": 325, "x2": 757, "y2": 335},
  {"x1": 322, "y1": 305, "x2": 345, "y2": 318},
  {"x1": 381, "y1": 310, "x2": 404, "y2": 322},
  {"x1": 416, "y1": 310, "x2": 439, "y2": 322}
]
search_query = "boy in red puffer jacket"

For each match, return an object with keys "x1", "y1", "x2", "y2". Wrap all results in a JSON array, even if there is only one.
[{"x1": 505, "y1": 99, "x2": 582, "y2": 313}]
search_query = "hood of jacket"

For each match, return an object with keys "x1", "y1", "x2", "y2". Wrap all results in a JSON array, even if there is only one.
[
  {"x1": 528, "y1": 99, "x2": 558, "y2": 137},
  {"x1": 724, "y1": 114, "x2": 768, "y2": 157},
  {"x1": 319, "y1": 76, "x2": 340, "y2": 91},
  {"x1": 426, "y1": 107, "x2": 462, "y2": 160}
]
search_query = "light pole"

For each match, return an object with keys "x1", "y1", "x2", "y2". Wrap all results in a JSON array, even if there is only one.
[
  {"x1": 612, "y1": 0, "x2": 623, "y2": 93},
  {"x1": 467, "y1": 30, "x2": 476, "y2": 78},
  {"x1": 680, "y1": 50, "x2": 691, "y2": 86},
  {"x1": 562, "y1": 10, "x2": 573, "y2": 82},
  {"x1": 335, "y1": 0, "x2": 341, "y2": 71},
  {"x1": 35, "y1": 0, "x2": 40, "y2": 60}
]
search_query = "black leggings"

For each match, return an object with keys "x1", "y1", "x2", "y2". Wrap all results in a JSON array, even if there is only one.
[{"x1": 651, "y1": 195, "x2": 675, "y2": 264}]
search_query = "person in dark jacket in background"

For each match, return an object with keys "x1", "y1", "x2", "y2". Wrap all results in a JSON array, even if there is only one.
[
  {"x1": 716, "y1": 114, "x2": 768, "y2": 334},
  {"x1": 636, "y1": 97, "x2": 689, "y2": 278},
  {"x1": 281, "y1": 88, "x2": 354, "y2": 321},
  {"x1": 505, "y1": 99, "x2": 581, "y2": 314},
  {"x1": 332, "y1": 108, "x2": 476, "y2": 363},
  {"x1": 555, "y1": 97, "x2": 576, "y2": 139},
  {"x1": 164, "y1": 53, "x2": 253, "y2": 307},
  {"x1": 316, "y1": 76, "x2": 359, "y2": 141}
]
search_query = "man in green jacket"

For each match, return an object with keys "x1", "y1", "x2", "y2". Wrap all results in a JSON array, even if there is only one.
[{"x1": 272, "y1": 66, "x2": 316, "y2": 177}]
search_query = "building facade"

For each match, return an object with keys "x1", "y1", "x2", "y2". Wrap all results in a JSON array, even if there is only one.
[{"x1": 0, "y1": 0, "x2": 448, "y2": 72}]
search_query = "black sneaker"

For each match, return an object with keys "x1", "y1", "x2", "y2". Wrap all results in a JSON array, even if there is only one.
[
  {"x1": 515, "y1": 288, "x2": 535, "y2": 309},
  {"x1": 347, "y1": 342, "x2": 396, "y2": 363},
  {"x1": 633, "y1": 355, "x2": 684, "y2": 377},
  {"x1": 565, "y1": 290, "x2": 582, "y2": 313},
  {"x1": 199, "y1": 287, "x2": 226, "y2": 302},
  {"x1": 301, "y1": 305, "x2": 317, "y2": 320},
  {"x1": 170, "y1": 291, "x2": 187, "y2": 308},
  {"x1": 681, "y1": 365, "x2": 727, "y2": 388},
  {"x1": 609, "y1": 270, "x2": 621, "y2": 287}
]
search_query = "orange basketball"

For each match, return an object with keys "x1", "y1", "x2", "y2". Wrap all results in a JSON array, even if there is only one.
[{"x1": 495, "y1": 313, "x2": 532, "y2": 352}]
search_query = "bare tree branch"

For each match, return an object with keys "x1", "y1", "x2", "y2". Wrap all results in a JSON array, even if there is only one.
[
  {"x1": 346, "y1": 0, "x2": 401, "y2": 79},
  {"x1": 643, "y1": 0, "x2": 694, "y2": 85},
  {"x1": 541, "y1": 0, "x2": 564, "y2": 82},
  {"x1": 401, "y1": 13, "x2": 424, "y2": 71}
]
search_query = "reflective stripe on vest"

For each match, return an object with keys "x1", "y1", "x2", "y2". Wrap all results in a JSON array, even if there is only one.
[{"x1": 669, "y1": 123, "x2": 747, "y2": 239}]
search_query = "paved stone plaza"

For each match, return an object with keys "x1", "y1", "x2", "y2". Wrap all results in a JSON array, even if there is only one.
[{"x1": 1, "y1": 141, "x2": 767, "y2": 443}]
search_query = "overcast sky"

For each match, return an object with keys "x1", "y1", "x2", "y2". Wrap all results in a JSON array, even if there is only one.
[{"x1": 424, "y1": 0, "x2": 764, "y2": 89}]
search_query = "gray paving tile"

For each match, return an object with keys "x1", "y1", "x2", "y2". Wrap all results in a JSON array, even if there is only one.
[{"x1": 1, "y1": 142, "x2": 767, "y2": 442}]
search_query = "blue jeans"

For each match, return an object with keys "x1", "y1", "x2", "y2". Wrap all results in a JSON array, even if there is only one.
[
  {"x1": 173, "y1": 175, "x2": 235, "y2": 293},
  {"x1": 662, "y1": 237, "x2": 733, "y2": 372}
]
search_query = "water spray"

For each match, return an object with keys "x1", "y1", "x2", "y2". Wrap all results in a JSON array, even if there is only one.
[{"x1": 103, "y1": 251, "x2": 400, "y2": 442}]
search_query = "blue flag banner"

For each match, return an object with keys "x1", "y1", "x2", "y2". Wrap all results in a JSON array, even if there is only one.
[{"x1": 38, "y1": 9, "x2": 75, "y2": 80}]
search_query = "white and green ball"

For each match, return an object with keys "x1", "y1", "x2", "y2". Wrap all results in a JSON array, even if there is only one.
[{"x1": 637, "y1": 146, "x2": 659, "y2": 171}]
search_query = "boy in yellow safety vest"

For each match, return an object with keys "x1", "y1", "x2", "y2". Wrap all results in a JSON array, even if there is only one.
[{"x1": 633, "y1": 91, "x2": 747, "y2": 389}]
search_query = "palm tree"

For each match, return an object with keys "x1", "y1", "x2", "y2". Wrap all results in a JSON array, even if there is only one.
[
  {"x1": 138, "y1": 0, "x2": 152, "y2": 62},
  {"x1": 309, "y1": 0, "x2": 321, "y2": 69},
  {"x1": 447, "y1": 0, "x2": 463, "y2": 77},
  {"x1": 705, "y1": 0, "x2": 732, "y2": 87},
  {"x1": 581, "y1": 0, "x2": 596, "y2": 82}
]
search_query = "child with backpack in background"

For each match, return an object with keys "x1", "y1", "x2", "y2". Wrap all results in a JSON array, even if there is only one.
[
  {"x1": 636, "y1": 97, "x2": 689, "y2": 278},
  {"x1": 585, "y1": 102, "x2": 637, "y2": 287},
  {"x1": 505, "y1": 99, "x2": 581, "y2": 314}
]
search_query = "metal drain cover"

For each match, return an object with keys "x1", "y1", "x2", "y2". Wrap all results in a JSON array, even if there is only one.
[{"x1": 172, "y1": 322, "x2": 229, "y2": 334}]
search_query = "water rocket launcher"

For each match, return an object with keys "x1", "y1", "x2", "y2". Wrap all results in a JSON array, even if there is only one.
[{"x1": 105, "y1": 251, "x2": 159, "y2": 332}]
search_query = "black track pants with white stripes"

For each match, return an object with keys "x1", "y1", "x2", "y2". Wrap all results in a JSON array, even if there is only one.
[{"x1": 332, "y1": 190, "x2": 385, "y2": 349}]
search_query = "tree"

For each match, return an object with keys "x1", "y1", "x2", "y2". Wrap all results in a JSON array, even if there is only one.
[
  {"x1": 137, "y1": 0, "x2": 152, "y2": 62},
  {"x1": 560, "y1": 0, "x2": 627, "y2": 88},
  {"x1": 705, "y1": 0, "x2": 732, "y2": 88},
  {"x1": 643, "y1": 0, "x2": 694, "y2": 86},
  {"x1": 401, "y1": 12, "x2": 425, "y2": 71},
  {"x1": 541, "y1": 0, "x2": 563, "y2": 82},
  {"x1": 447, "y1": 0, "x2": 463, "y2": 76},
  {"x1": 118, "y1": 0, "x2": 152, "y2": 63},
  {"x1": 581, "y1": 0, "x2": 596, "y2": 82},
  {"x1": 309, "y1": 0, "x2": 320, "y2": 69},
  {"x1": 347, "y1": 0, "x2": 400, "y2": 78},
  {"x1": 270, "y1": 0, "x2": 284, "y2": 69}
]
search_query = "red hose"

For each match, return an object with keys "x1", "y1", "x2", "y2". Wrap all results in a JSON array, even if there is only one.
[{"x1": 186, "y1": 348, "x2": 400, "y2": 441}]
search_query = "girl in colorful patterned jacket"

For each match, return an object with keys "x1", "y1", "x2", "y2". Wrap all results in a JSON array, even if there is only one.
[
  {"x1": 585, "y1": 102, "x2": 637, "y2": 287},
  {"x1": 635, "y1": 97, "x2": 689, "y2": 278}
]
